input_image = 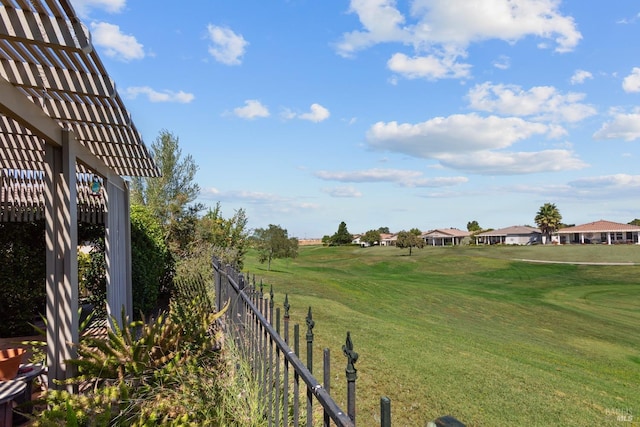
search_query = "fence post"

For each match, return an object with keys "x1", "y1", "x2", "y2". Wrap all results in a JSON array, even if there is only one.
[
  {"x1": 343, "y1": 331, "x2": 358, "y2": 425},
  {"x1": 306, "y1": 307, "x2": 315, "y2": 427},
  {"x1": 270, "y1": 285, "x2": 274, "y2": 325},
  {"x1": 380, "y1": 396, "x2": 391, "y2": 427},
  {"x1": 323, "y1": 348, "x2": 331, "y2": 427}
]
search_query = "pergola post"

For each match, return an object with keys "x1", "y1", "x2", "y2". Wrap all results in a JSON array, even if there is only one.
[{"x1": 44, "y1": 130, "x2": 79, "y2": 390}]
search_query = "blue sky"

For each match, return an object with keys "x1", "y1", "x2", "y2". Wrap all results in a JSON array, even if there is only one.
[{"x1": 71, "y1": 0, "x2": 640, "y2": 238}]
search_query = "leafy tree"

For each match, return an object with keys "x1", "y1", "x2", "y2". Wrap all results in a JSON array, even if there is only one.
[
  {"x1": 629, "y1": 219, "x2": 640, "y2": 226},
  {"x1": 535, "y1": 202, "x2": 562, "y2": 244},
  {"x1": 253, "y1": 225, "x2": 299, "y2": 270},
  {"x1": 362, "y1": 229, "x2": 381, "y2": 246},
  {"x1": 330, "y1": 221, "x2": 352, "y2": 246},
  {"x1": 378, "y1": 226, "x2": 390, "y2": 234},
  {"x1": 467, "y1": 220, "x2": 481, "y2": 232},
  {"x1": 196, "y1": 202, "x2": 249, "y2": 270},
  {"x1": 396, "y1": 229, "x2": 424, "y2": 256},
  {"x1": 130, "y1": 130, "x2": 204, "y2": 259}
]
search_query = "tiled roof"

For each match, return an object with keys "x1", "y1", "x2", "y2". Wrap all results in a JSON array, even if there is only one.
[
  {"x1": 423, "y1": 228, "x2": 471, "y2": 237},
  {"x1": 477, "y1": 225, "x2": 541, "y2": 237},
  {"x1": 557, "y1": 220, "x2": 640, "y2": 233}
]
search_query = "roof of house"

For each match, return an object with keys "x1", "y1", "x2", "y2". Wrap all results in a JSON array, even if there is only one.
[
  {"x1": 556, "y1": 220, "x2": 640, "y2": 234},
  {"x1": 477, "y1": 225, "x2": 541, "y2": 237},
  {"x1": 380, "y1": 233, "x2": 396, "y2": 241},
  {"x1": 422, "y1": 228, "x2": 471, "y2": 238}
]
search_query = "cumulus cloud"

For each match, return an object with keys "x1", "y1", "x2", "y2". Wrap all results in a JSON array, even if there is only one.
[
  {"x1": 622, "y1": 67, "x2": 640, "y2": 93},
  {"x1": 124, "y1": 86, "x2": 194, "y2": 103},
  {"x1": 315, "y1": 168, "x2": 468, "y2": 187},
  {"x1": 90, "y1": 22, "x2": 144, "y2": 61},
  {"x1": 437, "y1": 149, "x2": 587, "y2": 175},
  {"x1": 387, "y1": 52, "x2": 471, "y2": 80},
  {"x1": 207, "y1": 25, "x2": 248, "y2": 65},
  {"x1": 366, "y1": 113, "x2": 550, "y2": 157},
  {"x1": 336, "y1": 0, "x2": 581, "y2": 80},
  {"x1": 321, "y1": 186, "x2": 363, "y2": 198},
  {"x1": 467, "y1": 82, "x2": 596, "y2": 123},
  {"x1": 283, "y1": 104, "x2": 330, "y2": 122},
  {"x1": 593, "y1": 110, "x2": 640, "y2": 141},
  {"x1": 71, "y1": 0, "x2": 125, "y2": 17},
  {"x1": 232, "y1": 100, "x2": 270, "y2": 119},
  {"x1": 570, "y1": 69, "x2": 593, "y2": 85}
]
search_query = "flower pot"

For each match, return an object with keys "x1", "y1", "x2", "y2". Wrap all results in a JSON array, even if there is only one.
[{"x1": 0, "y1": 348, "x2": 26, "y2": 381}]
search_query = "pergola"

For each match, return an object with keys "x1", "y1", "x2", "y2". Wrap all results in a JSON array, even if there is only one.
[{"x1": 0, "y1": 0, "x2": 159, "y2": 388}]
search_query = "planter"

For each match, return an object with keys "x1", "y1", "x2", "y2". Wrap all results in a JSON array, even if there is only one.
[{"x1": 0, "y1": 348, "x2": 26, "y2": 381}]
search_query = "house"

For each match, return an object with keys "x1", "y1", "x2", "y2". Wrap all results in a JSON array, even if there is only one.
[
  {"x1": 476, "y1": 226, "x2": 542, "y2": 245},
  {"x1": 421, "y1": 228, "x2": 470, "y2": 246},
  {"x1": 380, "y1": 233, "x2": 397, "y2": 246},
  {"x1": 556, "y1": 220, "x2": 640, "y2": 244}
]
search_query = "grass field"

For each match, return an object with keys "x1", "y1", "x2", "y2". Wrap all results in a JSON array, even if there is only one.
[{"x1": 242, "y1": 244, "x2": 640, "y2": 426}]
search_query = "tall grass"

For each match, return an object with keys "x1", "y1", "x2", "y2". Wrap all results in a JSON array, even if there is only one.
[{"x1": 243, "y1": 245, "x2": 640, "y2": 426}]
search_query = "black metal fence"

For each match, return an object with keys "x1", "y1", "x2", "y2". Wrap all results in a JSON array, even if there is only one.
[{"x1": 213, "y1": 257, "x2": 392, "y2": 427}]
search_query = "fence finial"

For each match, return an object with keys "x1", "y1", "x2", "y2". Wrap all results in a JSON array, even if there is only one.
[
  {"x1": 270, "y1": 285, "x2": 274, "y2": 309},
  {"x1": 306, "y1": 306, "x2": 315, "y2": 336},
  {"x1": 284, "y1": 294, "x2": 290, "y2": 319},
  {"x1": 343, "y1": 331, "x2": 358, "y2": 380}
]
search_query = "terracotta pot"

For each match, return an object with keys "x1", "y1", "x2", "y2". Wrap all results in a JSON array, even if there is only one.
[{"x1": 0, "y1": 348, "x2": 26, "y2": 380}]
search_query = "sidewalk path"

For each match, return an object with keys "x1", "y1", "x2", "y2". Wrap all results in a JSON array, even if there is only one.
[{"x1": 517, "y1": 259, "x2": 638, "y2": 266}]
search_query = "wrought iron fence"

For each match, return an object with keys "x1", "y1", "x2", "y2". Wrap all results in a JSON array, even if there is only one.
[{"x1": 213, "y1": 257, "x2": 392, "y2": 427}]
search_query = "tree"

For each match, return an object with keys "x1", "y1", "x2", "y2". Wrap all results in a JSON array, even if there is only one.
[
  {"x1": 253, "y1": 225, "x2": 299, "y2": 270},
  {"x1": 330, "y1": 221, "x2": 352, "y2": 246},
  {"x1": 362, "y1": 229, "x2": 381, "y2": 246},
  {"x1": 196, "y1": 202, "x2": 249, "y2": 270},
  {"x1": 377, "y1": 227, "x2": 390, "y2": 234},
  {"x1": 396, "y1": 229, "x2": 424, "y2": 255},
  {"x1": 629, "y1": 219, "x2": 640, "y2": 226},
  {"x1": 535, "y1": 202, "x2": 562, "y2": 244},
  {"x1": 131, "y1": 130, "x2": 204, "y2": 258},
  {"x1": 467, "y1": 220, "x2": 481, "y2": 232}
]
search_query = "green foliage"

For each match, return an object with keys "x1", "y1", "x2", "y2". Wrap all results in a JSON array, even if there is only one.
[
  {"x1": 362, "y1": 229, "x2": 381, "y2": 246},
  {"x1": 535, "y1": 202, "x2": 562, "y2": 243},
  {"x1": 253, "y1": 224, "x2": 299, "y2": 270},
  {"x1": 36, "y1": 279, "x2": 233, "y2": 426},
  {"x1": 329, "y1": 221, "x2": 352, "y2": 246},
  {"x1": 130, "y1": 204, "x2": 174, "y2": 315},
  {"x1": 0, "y1": 220, "x2": 45, "y2": 337},
  {"x1": 83, "y1": 238, "x2": 106, "y2": 316},
  {"x1": 466, "y1": 220, "x2": 481, "y2": 232},
  {"x1": 131, "y1": 129, "x2": 204, "y2": 260},
  {"x1": 377, "y1": 226, "x2": 390, "y2": 234},
  {"x1": 395, "y1": 229, "x2": 425, "y2": 255},
  {"x1": 199, "y1": 202, "x2": 249, "y2": 270},
  {"x1": 629, "y1": 218, "x2": 640, "y2": 226}
]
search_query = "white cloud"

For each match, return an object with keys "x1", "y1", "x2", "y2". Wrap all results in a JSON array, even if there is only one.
[
  {"x1": 570, "y1": 69, "x2": 593, "y2": 85},
  {"x1": 569, "y1": 174, "x2": 640, "y2": 188},
  {"x1": 233, "y1": 100, "x2": 270, "y2": 119},
  {"x1": 467, "y1": 82, "x2": 596, "y2": 123},
  {"x1": 622, "y1": 67, "x2": 640, "y2": 93},
  {"x1": 437, "y1": 149, "x2": 587, "y2": 175},
  {"x1": 366, "y1": 113, "x2": 550, "y2": 157},
  {"x1": 124, "y1": 86, "x2": 194, "y2": 103},
  {"x1": 493, "y1": 55, "x2": 510, "y2": 70},
  {"x1": 207, "y1": 25, "x2": 248, "y2": 65},
  {"x1": 71, "y1": 0, "x2": 125, "y2": 17},
  {"x1": 282, "y1": 104, "x2": 330, "y2": 122},
  {"x1": 298, "y1": 104, "x2": 330, "y2": 122},
  {"x1": 336, "y1": 0, "x2": 581, "y2": 81},
  {"x1": 593, "y1": 110, "x2": 640, "y2": 141},
  {"x1": 321, "y1": 186, "x2": 363, "y2": 198},
  {"x1": 387, "y1": 52, "x2": 471, "y2": 80},
  {"x1": 315, "y1": 168, "x2": 468, "y2": 187},
  {"x1": 90, "y1": 22, "x2": 144, "y2": 61}
]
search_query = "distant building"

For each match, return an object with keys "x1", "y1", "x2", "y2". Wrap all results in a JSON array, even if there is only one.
[
  {"x1": 421, "y1": 228, "x2": 470, "y2": 246},
  {"x1": 556, "y1": 220, "x2": 640, "y2": 244},
  {"x1": 476, "y1": 226, "x2": 542, "y2": 245}
]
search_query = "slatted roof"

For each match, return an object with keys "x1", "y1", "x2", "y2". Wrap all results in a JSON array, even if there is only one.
[{"x1": 0, "y1": 0, "x2": 159, "y2": 177}]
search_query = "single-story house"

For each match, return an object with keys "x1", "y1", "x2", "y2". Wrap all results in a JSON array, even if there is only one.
[
  {"x1": 380, "y1": 233, "x2": 397, "y2": 246},
  {"x1": 556, "y1": 220, "x2": 640, "y2": 244},
  {"x1": 422, "y1": 228, "x2": 470, "y2": 246},
  {"x1": 476, "y1": 226, "x2": 542, "y2": 245}
]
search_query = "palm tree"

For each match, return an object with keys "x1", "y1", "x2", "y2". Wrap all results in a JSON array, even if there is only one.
[{"x1": 535, "y1": 203, "x2": 562, "y2": 244}]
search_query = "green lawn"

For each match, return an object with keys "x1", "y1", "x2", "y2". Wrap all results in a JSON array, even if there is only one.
[{"x1": 242, "y1": 245, "x2": 640, "y2": 426}]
